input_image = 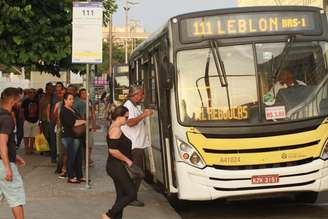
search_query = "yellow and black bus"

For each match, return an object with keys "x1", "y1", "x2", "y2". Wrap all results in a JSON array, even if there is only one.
[{"x1": 129, "y1": 6, "x2": 328, "y2": 203}]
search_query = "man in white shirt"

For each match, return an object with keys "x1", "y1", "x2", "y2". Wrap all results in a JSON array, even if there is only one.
[{"x1": 121, "y1": 85, "x2": 153, "y2": 207}]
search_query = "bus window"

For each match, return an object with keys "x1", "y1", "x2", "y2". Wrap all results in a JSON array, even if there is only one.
[
  {"x1": 177, "y1": 44, "x2": 257, "y2": 124},
  {"x1": 257, "y1": 41, "x2": 328, "y2": 120},
  {"x1": 150, "y1": 55, "x2": 158, "y2": 106}
]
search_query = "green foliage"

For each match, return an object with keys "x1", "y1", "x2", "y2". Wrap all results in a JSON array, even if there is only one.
[
  {"x1": 0, "y1": 0, "x2": 117, "y2": 77},
  {"x1": 112, "y1": 44, "x2": 125, "y2": 65},
  {"x1": 103, "y1": 0, "x2": 118, "y2": 26},
  {"x1": 97, "y1": 41, "x2": 125, "y2": 74}
]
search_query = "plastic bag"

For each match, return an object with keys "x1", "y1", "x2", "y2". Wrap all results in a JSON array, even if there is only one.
[{"x1": 35, "y1": 133, "x2": 50, "y2": 152}]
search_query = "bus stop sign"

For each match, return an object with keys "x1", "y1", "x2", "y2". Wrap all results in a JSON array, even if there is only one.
[{"x1": 72, "y1": 2, "x2": 103, "y2": 64}]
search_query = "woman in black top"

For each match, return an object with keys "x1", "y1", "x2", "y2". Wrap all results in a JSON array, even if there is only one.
[
  {"x1": 60, "y1": 93, "x2": 86, "y2": 183},
  {"x1": 102, "y1": 106, "x2": 137, "y2": 219}
]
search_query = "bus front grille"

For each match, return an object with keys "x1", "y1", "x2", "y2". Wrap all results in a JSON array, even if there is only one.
[
  {"x1": 211, "y1": 158, "x2": 315, "y2": 170},
  {"x1": 203, "y1": 140, "x2": 320, "y2": 154}
]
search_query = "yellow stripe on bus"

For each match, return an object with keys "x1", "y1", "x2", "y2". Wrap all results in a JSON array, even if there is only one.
[{"x1": 186, "y1": 123, "x2": 328, "y2": 166}]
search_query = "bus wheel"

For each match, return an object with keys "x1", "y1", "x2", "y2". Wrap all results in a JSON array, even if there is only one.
[
  {"x1": 294, "y1": 192, "x2": 318, "y2": 203},
  {"x1": 166, "y1": 194, "x2": 190, "y2": 210}
]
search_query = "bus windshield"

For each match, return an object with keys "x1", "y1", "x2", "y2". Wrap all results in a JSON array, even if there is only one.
[{"x1": 177, "y1": 41, "x2": 328, "y2": 125}]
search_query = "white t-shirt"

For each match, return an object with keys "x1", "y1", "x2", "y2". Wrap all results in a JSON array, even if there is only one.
[{"x1": 121, "y1": 99, "x2": 150, "y2": 149}]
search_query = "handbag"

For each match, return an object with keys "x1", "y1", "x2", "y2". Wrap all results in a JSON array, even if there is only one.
[
  {"x1": 35, "y1": 133, "x2": 50, "y2": 152},
  {"x1": 124, "y1": 163, "x2": 145, "y2": 180},
  {"x1": 72, "y1": 124, "x2": 86, "y2": 138},
  {"x1": 72, "y1": 111, "x2": 86, "y2": 138}
]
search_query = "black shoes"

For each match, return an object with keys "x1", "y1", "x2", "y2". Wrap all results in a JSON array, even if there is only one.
[{"x1": 129, "y1": 200, "x2": 145, "y2": 207}]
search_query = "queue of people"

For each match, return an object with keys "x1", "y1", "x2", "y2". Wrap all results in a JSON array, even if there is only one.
[
  {"x1": 1, "y1": 83, "x2": 96, "y2": 181},
  {"x1": 1, "y1": 83, "x2": 153, "y2": 219}
]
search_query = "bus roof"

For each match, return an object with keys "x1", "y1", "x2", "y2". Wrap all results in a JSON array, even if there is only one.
[
  {"x1": 130, "y1": 6, "x2": 324, "y2": 60},
  {"x1": 174, "y1": 5, "x2": 322, "y2": 20}
]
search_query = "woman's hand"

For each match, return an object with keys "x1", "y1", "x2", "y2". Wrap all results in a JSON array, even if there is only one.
[
  {"x1": 74, "y1": 120, "x2": 86, "y2": 127},
  {"x1": 126, "y1": 159, "x2": 133, "y2": 167}
]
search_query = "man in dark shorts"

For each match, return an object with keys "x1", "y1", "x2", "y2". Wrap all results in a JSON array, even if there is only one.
[{"x1": 0, "y1": 87, "x2": 26, "y2": 219}]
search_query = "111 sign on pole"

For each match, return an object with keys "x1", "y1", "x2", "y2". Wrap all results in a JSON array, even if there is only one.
[{"x1": 72, "y1": 2, "x2": 103, "y2": 64}]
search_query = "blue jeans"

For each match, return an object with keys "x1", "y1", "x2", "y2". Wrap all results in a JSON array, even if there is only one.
[{"x1": 62, "y1": 137, "x2": 83, "y2": 180}]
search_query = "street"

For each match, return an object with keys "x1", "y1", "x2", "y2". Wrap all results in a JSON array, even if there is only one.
[
  {"x1": 2, "y1": 128, "x2": 328, "y2": 219},
  {"x1": 0, "y1": 129, "x2": 181, "y2": 219},
  {"x1": 177, "y1": 192, "x2": 328, "y2": 219}
]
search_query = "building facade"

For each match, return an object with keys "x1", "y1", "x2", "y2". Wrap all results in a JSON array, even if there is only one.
[
  {"x1": 102, "y1": 25, "x2": 150, "y2": 46},
  {"x1": 238, "y1": 0, "x2": 327, "y2": 10}
]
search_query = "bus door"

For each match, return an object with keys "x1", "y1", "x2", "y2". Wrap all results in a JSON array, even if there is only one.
[
  {"x1": 144, "y1": 49, "x2": 177, "y2": 193},
  {"x1": 143, "y1": 54, "x2": 164, "y2": 184}
]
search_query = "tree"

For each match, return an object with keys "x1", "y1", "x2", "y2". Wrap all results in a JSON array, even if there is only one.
[
  {"x1": 98, "y1": 41, "x2": 125, "y2": 74},
  {"x1": 0, "y1": 0, "x2": 117, "y2": 77}
]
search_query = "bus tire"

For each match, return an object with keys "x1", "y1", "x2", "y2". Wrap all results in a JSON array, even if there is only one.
[
  {"x1": 166, "y1": 194, "x2": 190, "y2": 210},
  {"x1": 294, "y1": 192, "x2": 318, "y2": 203}
]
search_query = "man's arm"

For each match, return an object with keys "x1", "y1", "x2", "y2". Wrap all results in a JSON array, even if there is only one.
[
  {"x1": 16, "y1": 155, "x2": 25, "y2": 167},
  {"x1": 11, "y1": 112, "x2": 17, "y2": 127},
  {"x1": 0, "y1": 133, "x2": 13, "y2": 181},
  {"x1": 126, "y1": 109, "x2": 153, "y2": 127},
  {"x1": 46, "y1": 104, "x2": 51, "y2": 122}
]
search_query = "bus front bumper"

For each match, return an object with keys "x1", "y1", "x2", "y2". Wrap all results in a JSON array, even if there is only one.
[{"x1": 176, "y1": 159, "x2": 328, "y2": 201}]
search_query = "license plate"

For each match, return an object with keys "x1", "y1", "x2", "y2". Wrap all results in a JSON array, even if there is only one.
[{"x1": 251, "y1": 174, "x2": 279, "y2": 184}]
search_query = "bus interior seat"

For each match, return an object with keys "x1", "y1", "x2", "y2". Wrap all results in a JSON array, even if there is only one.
[
  {"x1": 320, "y1": 98, "x2": 328, "y2": 115},
  {"x1": 276, "y1": 85, "x2": 314, "y2": 111}
]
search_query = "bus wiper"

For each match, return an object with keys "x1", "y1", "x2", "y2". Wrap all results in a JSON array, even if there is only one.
[
  {"x1": 196, "y1": 51, "x2": 211, "y2": 111},
  {"x1": 209, "y1": 40, "x2": 228, "y2": 87},
  {"x1": 272, "y1": 35, "x2": 296, "y2": 84},
  {"x1": 209, "y1": 40, "x2": 231, "y2": 109},
  {"x1": 204, "y1": 51, "x2": 212, "y2": 108}
]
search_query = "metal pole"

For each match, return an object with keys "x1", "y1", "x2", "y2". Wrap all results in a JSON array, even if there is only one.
[
  {"x1": 124, "y1": 0, "x2": 129, "y2": 64},
  {"x1": 83, "y1": 0, "x2": 91, "y2": 190},
  {"x1": 85, "y1": 63, "x2": 90, "y2": 189},
  {"x1": 108, "y1": 14, "x2": 113, "y2": 77}
]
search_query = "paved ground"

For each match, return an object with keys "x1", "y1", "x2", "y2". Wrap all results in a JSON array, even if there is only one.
[{"x1": 0, "y1": 129, "x2": 181, "y2": 219}]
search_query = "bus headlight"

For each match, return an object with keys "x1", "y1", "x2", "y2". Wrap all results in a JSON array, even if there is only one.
[
  {"x1": 320, "y1": 139, "x2": 328, "y2": 160},
  {"x1": 176, "y1": 139, "x2": 205, "y2": 169}
]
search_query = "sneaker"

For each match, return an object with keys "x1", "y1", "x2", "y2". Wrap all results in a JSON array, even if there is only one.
[
  {"x1": 67, "y1": 178, "x2": 80, "y2": 184},
  {"x1": 58, "y1": 172, "x2": 67, "y2": 179},
  {"x1": 129, "y1": 200, "x2": 145, "y2": 207},
  {"x1": 79, "y1": 177, "x2": 86, "y2": 182}
]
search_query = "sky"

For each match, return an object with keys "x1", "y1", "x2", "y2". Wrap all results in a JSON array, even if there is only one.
[{"x1": 112, "y1": 0, "x2": 237, "y2": 32}]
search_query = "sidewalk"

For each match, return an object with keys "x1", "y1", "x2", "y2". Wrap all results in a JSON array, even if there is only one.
[{"x1": 0, "y1": 128, "x2": 181, "y2": 219}]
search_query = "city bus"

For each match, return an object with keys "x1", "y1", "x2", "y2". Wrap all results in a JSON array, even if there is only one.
[
  {"x1": 129, "y1": 6, "x2": 328, "y2": 203},
  {"x1": 112, "y1": 64, "x2": 129, "y2": 105}
]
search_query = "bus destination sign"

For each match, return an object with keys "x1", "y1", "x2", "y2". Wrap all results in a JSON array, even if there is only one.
[{"x1": 180, "y1": 11, "x2": 320, "y2": 42}]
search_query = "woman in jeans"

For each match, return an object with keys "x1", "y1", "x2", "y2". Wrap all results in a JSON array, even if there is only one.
[
  {"x1": 102, "y1": 106, "x2": 137, "y2": 219},
  {"x1": 60, "y1": 93, "x2": 86, "y2": 183}
]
